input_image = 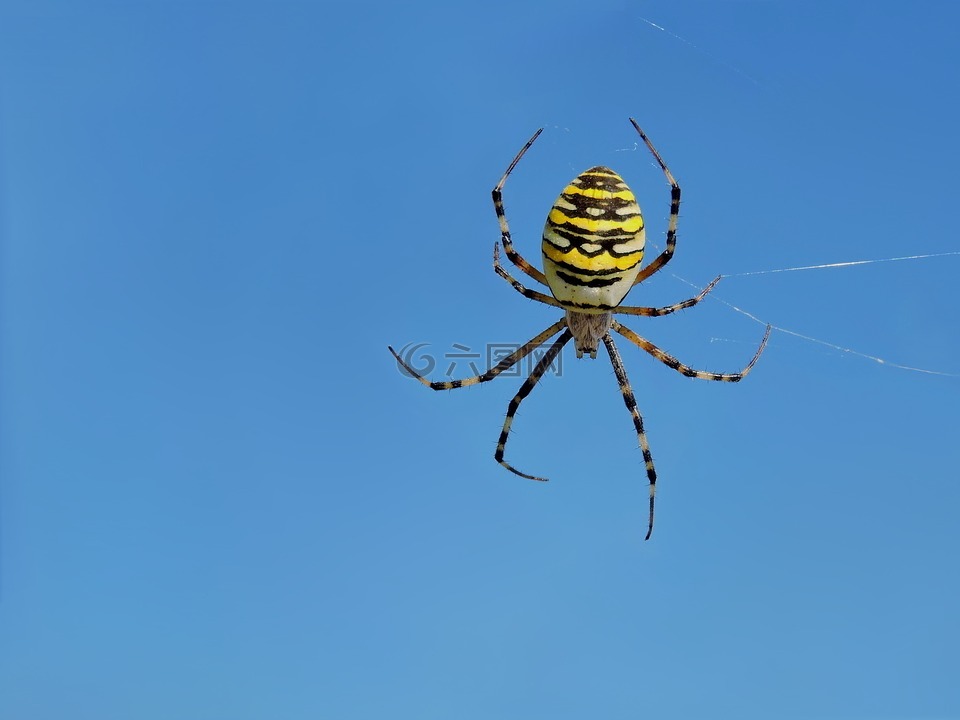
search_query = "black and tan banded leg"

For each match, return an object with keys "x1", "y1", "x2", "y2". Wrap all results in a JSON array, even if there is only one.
[
  {"x1": 602, "y1": 333, "x2": 658, "y2": 541},
  {"x1": 493, "y1": 243, "x2": 564, "y2": 309},
  {"x1": 612, "y1": 320, "x2": 772, "y2": 381},
  {"x1": 615, "y1": 275, "x2": 722, "y2": 317},
  {"x1": 492, "y1": 128, "x2": 551, "y2": 288},
  {"x1": 628, "y1": 118, "x2": 682, "y2": 286},
  {"x1": 495, "y1": 328, "x2": 573, "y2": 481},
  {"x1": 388, "y1": 319, "x2": 567, "y2": 391}
]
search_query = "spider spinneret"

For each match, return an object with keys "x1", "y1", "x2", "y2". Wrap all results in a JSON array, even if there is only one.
[{"x1": 389, "y1": 119, "x2": 770, "y2": 540}]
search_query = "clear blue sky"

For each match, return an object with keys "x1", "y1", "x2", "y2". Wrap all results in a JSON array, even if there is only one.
[{"x1": 2, "y1": 1, "x2": 959, "y2": 718}]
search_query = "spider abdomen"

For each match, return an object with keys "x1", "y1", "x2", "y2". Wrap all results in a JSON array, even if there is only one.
[{"x1": 542, "y1": 166, "x2": 645, "y2": 314}]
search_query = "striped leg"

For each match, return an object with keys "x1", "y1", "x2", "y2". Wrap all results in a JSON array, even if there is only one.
[
  {"x1": 615, "y1": 275, "x2": 722, "y2": 317},
  {"x1": 628, "y1": 118, "x2": 682, "y2": 286},
  {"x1": 494, "y1": 242, "x2": 564, "y2": 309},
  {"x1": 388, "y1": 319, "x2": 567, "y2": 390},
  {"x1": 492, "y1": 128, "x2": 551, "y2": 287},
  {"x1": 602, "y1": 334, "x2": 658, "y2": 541},
  {"x1": 612, "y1": 320, "x2": 772, "y2": 381},
  {"x1": 495, "y1": 329, "x2": 573, "y2": 481}
]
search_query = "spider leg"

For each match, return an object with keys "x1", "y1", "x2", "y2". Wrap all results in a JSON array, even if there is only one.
[
  {"x1": 615, "y1": 275, "x2": 722, "y2": 317},
  {"x1": 492, "y1": 128, "x2": 551, "y2": 288},
  {"x1": 602, "y1": 333, "x2": 658, "y2": 541},
  {"x1": 389, "y1": 319, "x2": 567, "y2": 390},
  {"x1": 494, "y1": 242, "x2": 564, "y2": 309},
  {"x1": 628, "y1": 118, "x2": 681, "y2": 286},
  {"x1": 495, "y1": 328, "x2": 573, "y2": 481},
  {"x1": 611, "y1": 320, "x2": 771, "y2": 381}
]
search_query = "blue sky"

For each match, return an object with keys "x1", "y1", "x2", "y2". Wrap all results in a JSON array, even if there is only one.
[{"x1": 2, "y1": 1, "x2": 959, "y2": 718}]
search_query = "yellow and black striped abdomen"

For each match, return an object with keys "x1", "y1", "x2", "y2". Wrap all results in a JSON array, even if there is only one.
[{"x1": 542, "y1": 166, "x2": 645, "y2": 313}]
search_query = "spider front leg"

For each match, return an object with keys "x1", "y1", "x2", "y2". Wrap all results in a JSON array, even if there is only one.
[
  {"x1": 495, "y1": 329, "x2": 572, "y2": 481},
  {"x1": 603, "y1": 321, "x2": 771, "y2": 541},
  {"x1": 492, "y1": 127, "x2": 551, "y2": 288},
  {"x1": 389, "y1": 319, "x2": 567, "y2": 390},
  {"x1": 628, "y1": 118, "x2": 681, "y2": 286},
  {"x1": 602, "y1": 333, "x2": 659, "y2": 540}
]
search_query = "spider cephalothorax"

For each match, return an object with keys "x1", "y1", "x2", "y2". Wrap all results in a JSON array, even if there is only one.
[{"x1": 390, "y1": 120, "x2": 769, "y2": 540}]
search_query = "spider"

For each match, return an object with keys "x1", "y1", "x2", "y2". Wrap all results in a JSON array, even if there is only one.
[{"x1": 389, "y1": 119, "x2": 770, "y2": 540}]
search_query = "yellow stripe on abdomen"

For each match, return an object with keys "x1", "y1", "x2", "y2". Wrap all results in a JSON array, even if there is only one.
[
  {"x1": 548, "y1": 208, "x2": 643, "y2": 237},
  {"x1": 542, "y1": 242, "x2": 643, "y2": 273}
]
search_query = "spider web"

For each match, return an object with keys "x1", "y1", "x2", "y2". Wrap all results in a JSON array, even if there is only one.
[
  {"x1": 627, "y1": 16, "x2": 960, "y2": 379},
  {"x1": 668, "y1": 251, "x2": 960, "y2": 378},
  {"x1": 637, "y1": 15, "x2": 763, "y2": 89}
]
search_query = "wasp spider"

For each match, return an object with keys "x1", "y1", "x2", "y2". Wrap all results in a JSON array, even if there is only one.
[{"x1": 390, "y1": 119, "x2": 770, "y2": 540}]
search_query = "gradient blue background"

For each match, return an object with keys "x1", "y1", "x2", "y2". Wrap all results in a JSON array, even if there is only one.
[{"x1": 2, "y1": 1, "x2": 958, "y2": 718}]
